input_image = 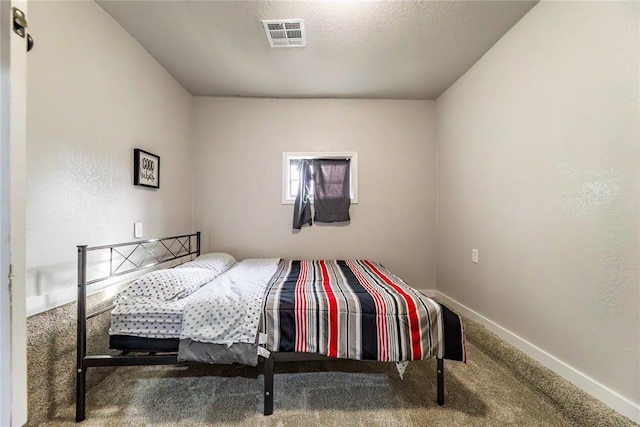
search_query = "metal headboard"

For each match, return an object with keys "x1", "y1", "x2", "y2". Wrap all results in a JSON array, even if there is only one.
[
  {"x1": 79, "y1": 232, "x2": 201, "y2": 286},
  {"x1": 77, "y1": 231, "x2": 200, "y2": 320},
  {"x1": 75, "y1": 232, "x2": 200, "y2": 421}
]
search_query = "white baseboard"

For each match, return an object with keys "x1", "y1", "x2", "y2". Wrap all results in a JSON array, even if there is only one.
[{"x1": 435, "y1": 291, "x2": 640, "y2": 424}]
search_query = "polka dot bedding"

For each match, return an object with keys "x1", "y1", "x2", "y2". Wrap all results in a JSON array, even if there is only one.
[
  {"x1": 109, "y1": 297, "x2": 188, "y2": 338},
  {"x1": 110, "y1": 267, "x2": 221, "y2": 339},
  {"x1": 176, "y1": 252, "x2": 237, "y2": 274},
  {"x1": 109, "y1": 259, "x2": 280, "y2": 343},
  {"x1": 117, "y1": 268, "x2": 220, "y2": 302},
  {"x1": 180, "y1": 258, "x2": 280, "y2": 346}
]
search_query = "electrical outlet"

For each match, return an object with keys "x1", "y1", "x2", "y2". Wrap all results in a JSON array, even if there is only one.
[
  {"x1": 472, "y1": 249, "x2": 479, "y2": 264},
  {"x1": 134, "y1": 222, "x2": 143, "y2": 238}
]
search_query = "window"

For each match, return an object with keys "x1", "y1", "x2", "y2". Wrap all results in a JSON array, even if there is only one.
[{"x1": 282, "y1": 151, "x2": 358, "y2": 204}]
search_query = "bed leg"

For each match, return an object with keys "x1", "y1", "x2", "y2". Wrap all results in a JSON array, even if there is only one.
[
  {"x1": 76, "y1": 367, "x2": 86, "y2": 422},
  {"x1": 437, "y1": 358, "x2": 444, "y2": 406},
  {"x1": 264, "y1": 355, "x2": 274, "y2": 416},
  {"x1": 76, "y1": 245, "x2": 88, "y2": 422}
]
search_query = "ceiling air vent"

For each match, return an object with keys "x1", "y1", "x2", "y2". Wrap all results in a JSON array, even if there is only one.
[{"x1": 262, "y1": 19, "x2": 307, "y2": 48}]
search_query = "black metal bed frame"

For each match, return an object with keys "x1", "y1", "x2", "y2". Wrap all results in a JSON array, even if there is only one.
[
  {"x1": 75, "y1": 231, "x2": 445, "y2": 422},
  {"x1": 76, "y1": 232, "x2": 200, "y2": 422},
  {"x1": 262, "y1": 353, "x2": 444, "y2": 416}
]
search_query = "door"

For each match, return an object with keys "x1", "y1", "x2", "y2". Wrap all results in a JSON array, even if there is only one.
[{"x1": 0, "y1": 0, "x2": 28, "y2": 425}]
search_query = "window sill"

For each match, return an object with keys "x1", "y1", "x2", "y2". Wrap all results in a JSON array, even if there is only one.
[{"x1": 282, "y1": 198, "x2": 359, "y2": 205}]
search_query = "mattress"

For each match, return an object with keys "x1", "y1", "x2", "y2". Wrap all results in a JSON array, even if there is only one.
[
  {"x1": 109, "y1": 335, "x2": 179, "y2": 352},
  {"x1": 108, "y1": 335, "x2": 262, "y2": 364},
  {"x1": 110, "y1": 258, "x2": 466, "y2": 365}
]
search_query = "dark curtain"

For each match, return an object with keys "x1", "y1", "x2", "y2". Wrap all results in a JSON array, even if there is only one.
[
  {"x1": 312, "y1": 159, "x2": 351, "y2": 223},
  {"x1": 292, "y1": 159, "x2": 312, "y2": 229}
]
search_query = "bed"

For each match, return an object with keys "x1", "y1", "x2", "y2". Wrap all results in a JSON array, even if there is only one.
[{"x1": 75, "y1": 233, "x2": 466, "y2": 422}]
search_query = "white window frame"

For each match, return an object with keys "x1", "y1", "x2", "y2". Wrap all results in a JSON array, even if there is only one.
[{"x1": 282, "y1": 151, "x2": 359, "y2": 205}]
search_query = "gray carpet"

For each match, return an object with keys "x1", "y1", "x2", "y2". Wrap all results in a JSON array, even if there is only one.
[{"x1": 45, "y1": 318, "x2": 636, "y2": 426}]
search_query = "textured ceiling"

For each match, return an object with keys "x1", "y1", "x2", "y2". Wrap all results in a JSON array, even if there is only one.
[{"x1": 97, "y1": 1, "x2": 537, "y2": 100}]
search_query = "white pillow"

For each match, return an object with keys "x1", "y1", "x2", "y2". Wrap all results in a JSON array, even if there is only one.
[
  {"x1": 118, "y1": 268, "x2": 219, "y2": 302},
  {"x1": 177, "y1": 252, "x2": 237, "y2": 274}
]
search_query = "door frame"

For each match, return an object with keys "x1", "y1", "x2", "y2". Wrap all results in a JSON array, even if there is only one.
[
  {"x1": 1, "y1": 1, "x2": 28, "y2": 425},
  {"x1": 0, "y1": 2, "x2": 13, "y2": 422}
]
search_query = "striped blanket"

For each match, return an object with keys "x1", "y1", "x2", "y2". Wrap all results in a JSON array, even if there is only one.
[{"x1": 262, "y1": 260, "x2": 466, "y2": 363}]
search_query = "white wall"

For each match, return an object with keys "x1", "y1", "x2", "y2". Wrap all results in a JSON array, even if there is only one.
[
  {"x1": 436, "y1": 0, "x2": 639, "y2": 418},
  {"x1": 26, "y1": 1, "x2": 194, "y2": 314},
  {"x1": 193, "y1": 97, "x2": 436, "y2": 290}
]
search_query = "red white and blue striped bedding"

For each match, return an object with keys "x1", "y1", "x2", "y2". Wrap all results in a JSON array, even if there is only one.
[{"x1": 262, "y1": 260, "x2": 466, "y2": 363}]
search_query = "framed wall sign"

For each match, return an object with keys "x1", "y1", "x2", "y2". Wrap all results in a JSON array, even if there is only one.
[{"x1": 133, "y1": 149, "x2": 160, "y2": 189}]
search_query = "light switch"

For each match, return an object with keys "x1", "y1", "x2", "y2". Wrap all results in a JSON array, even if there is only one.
[
  {"x1": 472, "y1": 249, "x2": 479, "y2": 264},
  {"x1": 134, "y1": 222, "x2": 143, "y2": 238}
]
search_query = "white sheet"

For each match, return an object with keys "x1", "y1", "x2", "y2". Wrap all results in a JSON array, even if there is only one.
[
  {"x1": 110, "y1": 282, "x2": 203, "y2": 339},
  {"x1": 179, "y1": 258, "x2": 280, "y2": 345}
]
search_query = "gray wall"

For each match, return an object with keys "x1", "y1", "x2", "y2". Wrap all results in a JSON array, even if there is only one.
[
  {"x1": 26, "y1": 1, "x2": 194, "y2": 314},
  {"x1": 436, "y1": 0, "x2": 639, "y2": 407},
  {"x1": 25, "y1": 1, "x2": 198, "y2": 422},
  {"x1": 24, "y1": 1, "x2": 639, "y2": 422},
  {"x1": 193, "y1": 97, "x2": 437, "y2": 290}
]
